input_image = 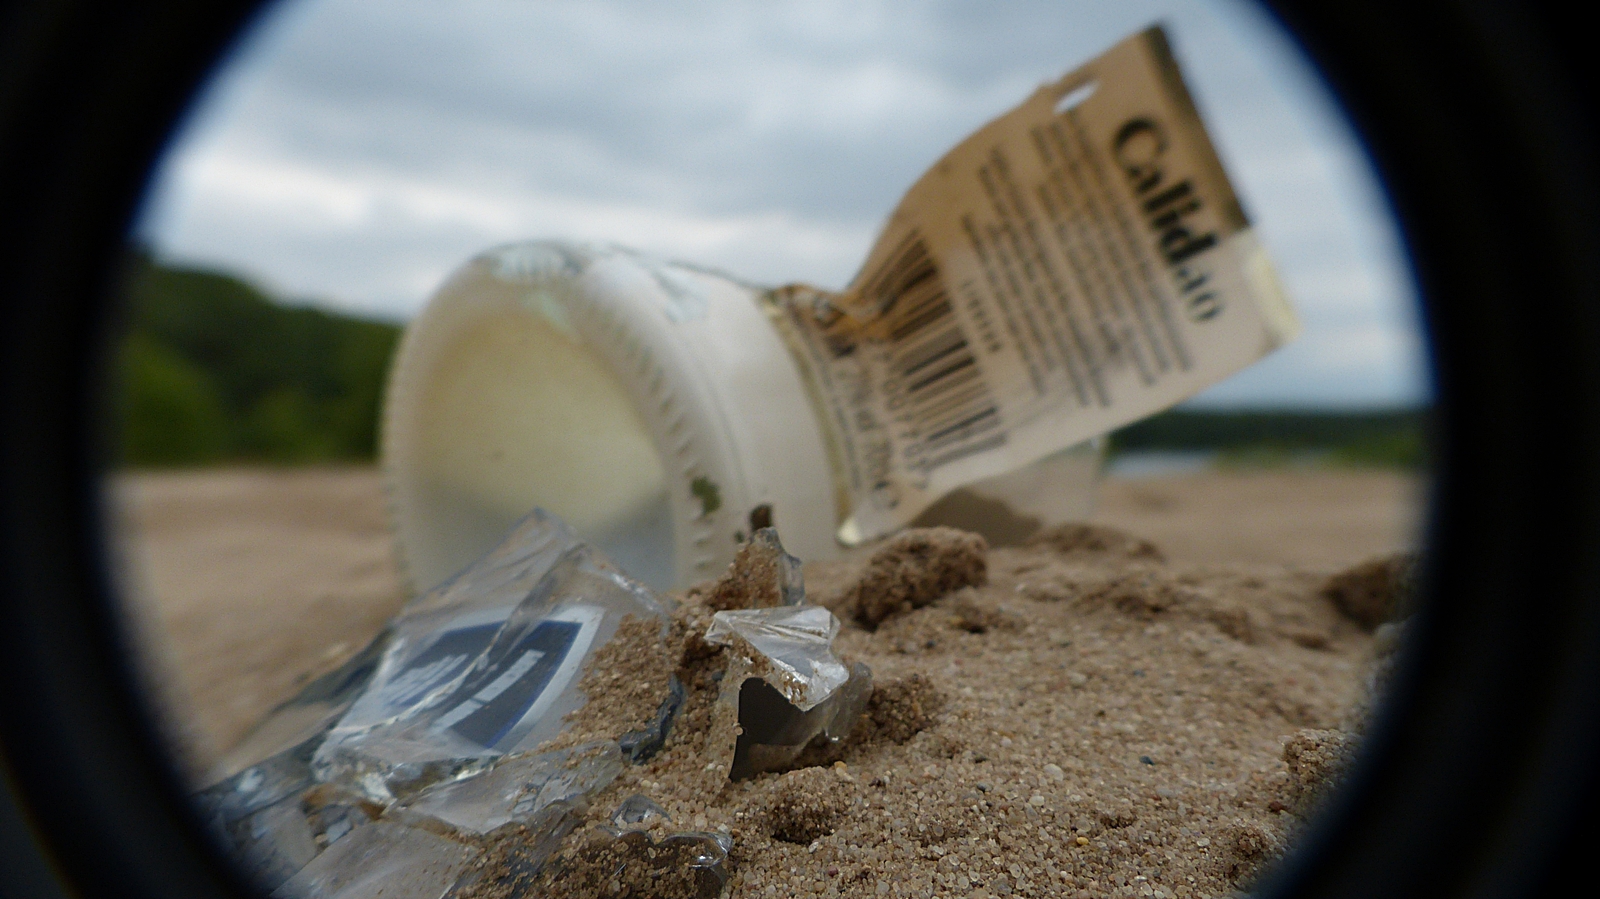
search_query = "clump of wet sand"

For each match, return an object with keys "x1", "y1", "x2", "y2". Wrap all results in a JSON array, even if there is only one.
[{"x1": 458, "y1": 525, "x2": 1409, "y2": 899}]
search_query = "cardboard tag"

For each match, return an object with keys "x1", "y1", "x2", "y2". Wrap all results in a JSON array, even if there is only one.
[{"x1": 768, "y1": 26, "x2": 1299, "y2": 544}]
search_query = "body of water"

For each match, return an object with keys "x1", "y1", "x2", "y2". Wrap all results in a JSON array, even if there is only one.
[{"x1": 1104, "y1": 451, "x2": 1218, "y2": 479}]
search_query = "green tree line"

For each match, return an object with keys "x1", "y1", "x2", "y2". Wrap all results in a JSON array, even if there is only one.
[
  {"x1": 114, "y1": 254, "x2": 1426, "y2": 469},
  {"x1": 116, "y1": 255, "x2": 402, "y2": 466},
  {"x1": 1109, "y1": 408, "x2": 1429, "y2": 467}
]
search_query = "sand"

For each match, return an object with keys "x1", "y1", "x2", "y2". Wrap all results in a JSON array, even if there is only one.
[
  {"x1": 111, "y1": 465, "x2": 1424, "y2": 896},
  {"x1": 473, "y1": 523, "x2": 1408, "y2": 899},
  {"x1": 110, "y1": 468, "x2": 408, "y2": 773}
]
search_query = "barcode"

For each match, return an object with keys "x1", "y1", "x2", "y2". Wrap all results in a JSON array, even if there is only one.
[{"x1": 871, "y1": 234, "x2": 1005, "y2": 470}]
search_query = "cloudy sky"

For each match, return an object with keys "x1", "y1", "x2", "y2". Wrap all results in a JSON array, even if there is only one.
[{"x1": 134, "y1": 0, "x2": 1430, "y2": 408}]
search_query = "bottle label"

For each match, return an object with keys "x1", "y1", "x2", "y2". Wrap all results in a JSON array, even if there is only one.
[{"x1": 768, "y1": 26, "x2": 1300, "y2": 544}]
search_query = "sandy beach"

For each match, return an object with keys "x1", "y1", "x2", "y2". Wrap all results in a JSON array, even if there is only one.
[{"x1": 111, "y1": 465, "x2": 1425, "y2": 898}]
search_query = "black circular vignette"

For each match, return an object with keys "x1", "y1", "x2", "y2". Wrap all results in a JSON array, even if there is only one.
[{"x1": 2, "y1": 2, "x2": 1597, "y2": 897}]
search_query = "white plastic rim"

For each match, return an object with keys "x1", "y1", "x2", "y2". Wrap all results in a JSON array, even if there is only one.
[{"x1": 381, "y1": 241, "x2": 839, "y2": 595}]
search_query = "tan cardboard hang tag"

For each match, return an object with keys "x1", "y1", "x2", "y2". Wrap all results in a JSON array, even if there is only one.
[{"x1": 767, "y1": 26, "x2": 1300, "y2": 545}]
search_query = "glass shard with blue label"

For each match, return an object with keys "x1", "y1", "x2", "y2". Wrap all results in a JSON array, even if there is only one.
[
  {"x1": 189, "y1": 508, "x2": 674, "y2": 899},
  {"x1": 311, "y1": 511, "x2": 669, "y2": 803}
]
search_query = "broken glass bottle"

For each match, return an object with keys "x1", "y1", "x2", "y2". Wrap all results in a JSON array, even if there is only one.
[
  {"x1": 704, "y1": 604, "x2": 872, "y2": 780},
  {"x1": 190, "y1": 508, "x2": 681, "y2": 897},
  {"x1": 310, "y1": 512, "x2": 671, "y2": 803}
]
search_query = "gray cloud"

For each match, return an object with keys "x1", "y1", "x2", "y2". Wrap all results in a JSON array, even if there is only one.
[{"x1": 137, "y1": 0, "x2": 1430, "y2": 406}]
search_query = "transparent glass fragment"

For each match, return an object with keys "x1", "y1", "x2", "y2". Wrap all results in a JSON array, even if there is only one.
[
  {"x1": 702, "y1": 527, "x2": 805, "y2": 609},
  {"x1": 220, "y1": 796, "x2": 320, "y2": 893},
  {"x1": 300, "y1": 784, "x2": 382, "y2": 850},
  {"x1": 326, "y1": 512, "x2": 595, "y2": 745},
  {"x1": 189, "y1": 509, "x2": 689, "y2": 896},
  {"x1": 704, "y1": 605, "x2": 849, "y2": 709},
  {"x1": 445, "y1": 800, "x2": 587, "y2": 898},
  {"x1": 608, "y1": 793, "x2": 670, "y2": 830},
  {"x1": 271, "y1": 821, "x2": 480, "y2": 899},
  {"x1": 754, "y1": 528, "x2": 807, "y2": 607},
  {"x1": 547, "y1": 799, "x2": 733, "y2": 899},
  {"x1": 400, "y1": 742, "x2": 622, "y2": 835},
  {"x1": 196, "y1": 736, "x2": 319, "y2": 827},
  {"x1": 597, "y1": 830, "x2": 733, "y2": 899},
  {"x1": 704, "y1": 603, "x2": 872, "y2": 780},
  {"x1": 403, "y1": 506, "x2": 590, "y2": 617},
  {"x1": 665, "y1": 831, "x2": 735, "y2": 893},
  {"x1": 728, "y1": 662, "x2": 872, "y2": 780},
  {"x1": 311, "y1": 510, "x2": 669, "y2": 802},
  {"x1": 618, "y1": 674, "x2": 684, "y2": 763},
  {"x1": 206, "y1": 633, "x2": 391, "y2": 786}
]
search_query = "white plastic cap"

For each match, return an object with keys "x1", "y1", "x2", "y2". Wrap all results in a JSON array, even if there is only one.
[{"x1": 382, "y1": 241, "x2": 839, "y2": 594}]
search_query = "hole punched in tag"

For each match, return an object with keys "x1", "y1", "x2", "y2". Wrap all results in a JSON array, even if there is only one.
[{"x1": 1056, "y1": 79, "x2": 1098, "y2": 114}]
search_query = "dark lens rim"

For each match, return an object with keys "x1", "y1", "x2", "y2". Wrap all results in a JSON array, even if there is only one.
[
  {"x1": 1258, "y1": 2, "x2": 1600, "y2": 897},
  {"x1": 3, "y1": 2, "x2": 1598, "y2": 898},
  {"x1": 1, "y1": 4, "x2": 272, "y2": 898}
]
